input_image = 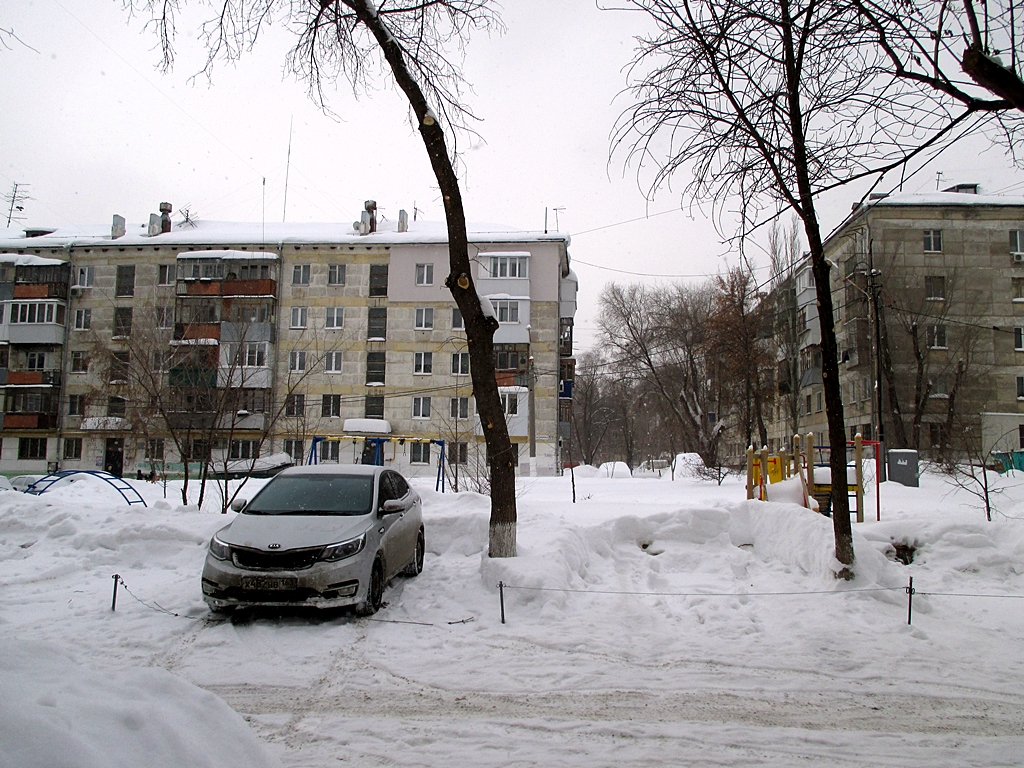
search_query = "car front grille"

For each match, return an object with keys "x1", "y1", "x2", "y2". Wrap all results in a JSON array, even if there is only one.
[{"x1": 231, "y1": 546, "x2": 323, "y2": 570}]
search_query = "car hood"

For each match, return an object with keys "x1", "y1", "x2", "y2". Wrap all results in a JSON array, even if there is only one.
[{"x1": 218, "y1": 513, "x2": 372, "y2": 551}]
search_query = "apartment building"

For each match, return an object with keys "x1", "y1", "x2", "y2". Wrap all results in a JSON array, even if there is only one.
[
  {"x1": 769, "y1": 186, "x2": 1024, "y2": 458},
  {"x1": 0, "y1": 203, "x2": 577, "y2": 479}
]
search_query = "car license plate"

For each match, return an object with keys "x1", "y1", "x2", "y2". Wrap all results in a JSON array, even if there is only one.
[{"x1": 241, "y1": 576, "x2": 297, "y2": 591}]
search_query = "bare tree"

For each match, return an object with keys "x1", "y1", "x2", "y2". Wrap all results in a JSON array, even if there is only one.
[
  {"x1": 570, "y1": 351, "x2": 613, "y2": 466},
  {"x1": 129, "y1": 0, "x2": 519, "y2": 556},
  {"x1": 611, "y1": 0, "x2": 978, "y2": 573},
  {"x1": 768, "y1": 218, "x2": 803, "y2": 443}
]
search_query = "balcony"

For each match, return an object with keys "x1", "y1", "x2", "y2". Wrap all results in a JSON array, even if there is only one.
[
  {"x1": 173, "y1": 323, "x2": 221, "y2": 342},
  {"x1": 8, "y1": 323, "x2": 65, "y2": 346},
  {"x1": 169, "y1": 365, "x2": 218, "y2": 388},
  {"x1": 177, "y1": 281, "x2": 224, "y2": 296},
  {"x1": 4, "y1": 413, "x2": 57, "y2": 430},
  {"x1": 14, "y1": 283, "x2": 68, "y2": 300},
  {"x1": 223, "y1": 278, "x2": 276, "y2": 297},
  {"x1": 7, "y1": 370, "x2": 61, "y2": 387}
]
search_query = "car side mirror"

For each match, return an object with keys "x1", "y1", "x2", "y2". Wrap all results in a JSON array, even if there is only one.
[
  {"x1": 230, "y1": 498, "x2": 247, "y2": 512},
  {"x1": 381, "y1": 499, "x2": 404, "y2": 515}
]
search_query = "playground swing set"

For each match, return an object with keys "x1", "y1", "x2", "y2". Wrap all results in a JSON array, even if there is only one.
[{"x1": 746, "y1": 433, "x2": 882, "y2": 522}]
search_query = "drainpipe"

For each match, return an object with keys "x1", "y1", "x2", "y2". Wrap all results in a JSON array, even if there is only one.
[{"x1": 54, "y1": 242, "x2": 74, "y2": 472}]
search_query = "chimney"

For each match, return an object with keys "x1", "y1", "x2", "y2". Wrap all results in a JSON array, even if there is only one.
[
  {"x1": 364, "y1": 200, "x2": 377, "y2": 234},
  {"x1": 160, "y1": 202, "x2": 173, "y2": 233},
  {"x1": 111, "y1": 214, "x2": 126, "y2": 239},
  {"x1": 148, "y1": 214, "x2": 161, "y2": 236},
  {"x1": 398, "y1": 209, "x2": 409, "y2": 233}
]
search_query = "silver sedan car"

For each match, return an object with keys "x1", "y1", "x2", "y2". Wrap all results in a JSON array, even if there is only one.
[{"x1": 201, "y1": 464, "x2": 424, "y2": 615}]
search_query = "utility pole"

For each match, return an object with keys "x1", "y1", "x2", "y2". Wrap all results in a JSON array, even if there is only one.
[
  {"x1": 868, "y1": 241, "x2": 885, "y2": 480},
  {"x1": 527, "y1": 325, "x2": 536, "y2": 477}
]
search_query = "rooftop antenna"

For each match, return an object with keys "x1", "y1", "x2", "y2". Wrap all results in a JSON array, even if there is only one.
[
  {"x1": 283, "y1": 116, "x2": 294, "y2": 223},
  {"x1": 935, "y1": 171, "x2": 944, "y2": 191},
  {"x1": 413, "y1": 201, "x2": 423, "y2": 221},
  {"x1": 262, "y1": 177, "x2": 266, "y2": 244},
  {"x1": 553, "y1": 206, "x2": 565, "y2": 232},
  {"x1": 4, "y1": 182, "x2": 30, "y2": 227}
]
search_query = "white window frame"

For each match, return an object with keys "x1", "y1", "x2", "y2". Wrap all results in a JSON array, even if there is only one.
[
  {"x1": 414, "y1": 351, "x2": 433, "y2": 375},
  {"x1": 324, "y1": 351, "x2": 343, "y2": 373},
  {"x1": 923, "y1": 229, "x2": 943, "y2": 253},
  {"x1": 289, "y1": 349, "x2": 307, "y2": 372},
  {"x1": 451, "y1": 352, "x2": 470, "y2": 375},
  {"x1": 927, "y1": 324, "x2": 948, "y2": 349},
  {"x1": 413, "y1": 396, "x2": 431, "y2": 419},
  {"x1": 415, "y1": 263, "x2": 434, "y2": 286},
  {"x1": 325, "y1": 307, "x2": 344, "y2": 329},
  {"x1": 290, "y1": 306, "x2": 308, "y2": 328},
  {"x1": 74, "y1": 308, "x2": 91, "y2": 331},
  {"x1": 489, "y1": 255, "x2": 529, "y2": 278},
  {"x1": 292, "y1": 264, "x2": 311, "y2": 285},
  {"x1": 410, "y1": 442, "x2": 431, "y2": 465},
  {"x1": 490, "y1": 299, "x2": 520, "y2": 324},
  {"x1": 158, "y1": 264, "x2": 175, "y2": 285},
  {"x1": 452, "y1": 307, "x2": 464, "y2": 331},
  {"x1": 328, "y1": 264, "x2": 346, "y2": 286},
  {"x1": 75, "y1": 266, "x2": 94, "y2": 287},
  {"x1": 243, "y1": 342, "x2": 267, "y2": 368},
  {"x1": 415, "y1": 307, "x2": 434, "y2": 330},
  {"x1": 450, "y1": 396, "x2": 469, "y2": 419}
]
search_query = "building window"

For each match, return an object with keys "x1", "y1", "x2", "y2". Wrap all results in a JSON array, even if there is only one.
[
  {"x1": 1012, "y1": 231, "x2": 1024, "y2": 255},
  {"x1": 415, "y1": 307, "x2": 434, "y2": 330},
  {"x1": 500, "y1": 393, "x2": 519, "y2": 415},
  {"x1": 289, "y1": 350, "x2": 307, "y2": 372},
  {"x1": 75, "y1": 266, "x2": 94, "y2": 287},
  {"x1": 366, "y1": 352, "x2": 386, "y2": 385},
  {"x1": 927, "y1": 325, "x2": 948, "y2": 349},
  {"x1": 290, "y1": 306, "x2": 308, "y2": 328},
  {"x1": 292, "y1": 264, "x2": 311, "y2": 285},
  {"x1": 68, "y1": 394, "x2": 84, "y2": 416},
  {"x1": 322, "y1": 394, "x2": 342, "y2": 417},
  {"x1": 415, "y1": 263, "x2": 434, "y2": 286},
  {"x1": 158, "y1": 264, "x2": 175, "y2": 285},
  {"x1": 325, "y1": 307, "x2": 344, "y2": 329},
  {"x1": 115, "y1": 265, "x2": 136, "y2": 297},
  {"x1": 368, "y1": 307, "x2": 388, "y2": 339},
  {"x1": 26, "y1": 351, "x2": 45, "y2": 371},
  {"x1": 925, "y1": 275, "x2": 946, "y2": 300},
  {"x1": 107, "y1": 396, "x2": 126, "y2": 418},
  {"x1": 489, "y1": 255, "x2": 528, "y2": 278},
  {"x1": 923, "y1": 229, "x2": 943, "y2": 253},
  {"x1": 284, "y1": 439, "x2": 304, "y2": 463},
  {"x1": 369, "y1": 264, "x2": 389, "y2": 297},
  {"x1": 451, "y1": 352, "x2": 470, "y2": 375},
  {"x1": 448, "y1": 442, "x2": 468, "y2": 465},
  {"x1": 155, "y1": 306, "x2": 173, "y2": 328},
  {"x1": 365, "y1": 395, "x2": 385, "y2": 419},
  {"x1": 495, "y1": 344, "x2": 529, "y2": 371},
  {"x1": 146, "y1": 438, "x2": 164, "y2": 460},
  {"x1": 450, "y1": 396, "x2": 469, "y2": 419},
  {"x1": 324, "y1": 351, "x2": 343, "y2": 373},
  {"x1": 413, "y1": 396, "x2": 431, "y2": 419},
  {"x1": 113, "y1": 307, "x2": 133, "y2": 338},
  {"x1": 328, "y1": 264, "x2": 346, "y2": 285},
  {"x1": 18, "y1": 437, "x2": 47, "y2": 460},
  {"x1": 152, "y1": 350, "x2": 171, "y2": 372},
  {"x1": 320, "y1": 441, "x2": 340, "y2": 463},
  {"x1": 1016, "y1": 328, "x2": 1024, "y2": 351},
  {"x1": 242, "y1": 343, "x2": 266, "y2": 367},
  {"x1": 490, "y1": 299, "x2": 520, "y2": 324},
  {"x1": 805, "y1": 394, "x2": 813, "y2": 415},
  {"x1": 815, "y1": 391, "x2": 823, "y2": 413},
  {"x1": 285, "y1": 393, "x2": 305, "y2": 417},
  {"x1": 452, "y1": 307, "x2": 464, "y2": 330},
  {"x1": 1017, "y1": 376, "x2": 1024, "y2": 399},
  {"x1": 410, "y1": 442, "x2": 431, "y2": 464},
  {"x1": 74, "y1": 309, "x2": 91, "y2": 331},
  {"x1": 71, "y1": 351, "x2": 87, "y2": 373},
  {"x1": 10, "y1": 303, "x2": 64, "y2": 325},
  {"x1": 63, "y1": 437, "x2": 82, "y2": 460},
  {"x1": 930, "y1": 375, "x2": 949, "y2": 397},
  {"x1": 414, "y1": 352, "x2": 433, "y2": 375},
  {"x1": 229, "y1": 439, "x2": 260, "y2": 460}
]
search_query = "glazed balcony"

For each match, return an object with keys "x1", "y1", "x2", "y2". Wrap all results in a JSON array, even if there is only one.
[{"x1": 223, "y1": 278, "x2": 276, "y2": 297}]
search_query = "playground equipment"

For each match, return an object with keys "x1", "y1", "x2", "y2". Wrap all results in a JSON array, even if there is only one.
[
  {"x1": 23, "y1": 470, "x2": 147, "y2": 507},
  {"x1": 304, "y1": 435, "x2": 449, "y2": 492},
  {"x1": 746, "y1": 433, "x2": 881, "y2": 522}
]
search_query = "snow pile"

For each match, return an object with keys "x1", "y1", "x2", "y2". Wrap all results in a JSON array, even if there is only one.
[
  {"x1": 596, "y1": 461, "x2": 631, "y2": 478},
  {"x1": 0, "y1": 639, "x2": 279, "y2": 768}
]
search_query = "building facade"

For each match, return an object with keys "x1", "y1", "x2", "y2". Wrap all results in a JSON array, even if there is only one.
[
  {"x1": 0, "y1": 205, "x2": 577, "y2": 480},
  {"x1": 769, "y1": 187, "x2": 1024, "y2": 458}
]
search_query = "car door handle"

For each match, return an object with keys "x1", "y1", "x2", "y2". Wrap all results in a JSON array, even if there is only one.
[{"x1": 378, "y1": 526, "x2": 385, "y2": 534}]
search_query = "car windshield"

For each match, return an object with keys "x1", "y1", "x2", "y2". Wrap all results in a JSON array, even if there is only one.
[{"x1": 244, "y1": 474, "x2": 375, "y2": 516}]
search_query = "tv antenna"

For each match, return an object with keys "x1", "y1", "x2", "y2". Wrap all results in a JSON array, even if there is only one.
[{"x1": 4, "y1": 182, "x2": 30, "y2": 227}]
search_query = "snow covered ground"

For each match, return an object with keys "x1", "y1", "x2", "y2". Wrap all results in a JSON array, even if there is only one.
[{"x1": 2, "y1": 467, "x2": 1023, "y2": 767}]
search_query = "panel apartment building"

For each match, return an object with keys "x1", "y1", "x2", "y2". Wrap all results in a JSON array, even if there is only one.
[
  {"x1": 768, "y1": 186, "x2": 1024, "y2": 458},
  {"x1": 0, "y1": 204, "x2": 578, "y2": 480}
]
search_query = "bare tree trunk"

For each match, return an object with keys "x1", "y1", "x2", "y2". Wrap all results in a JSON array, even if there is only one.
[{"x1": 351, "y1": 1, "x2": 516, "y2": 556}]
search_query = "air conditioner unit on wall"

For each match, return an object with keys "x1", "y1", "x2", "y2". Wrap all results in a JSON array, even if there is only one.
[{"x1": 1013, "y1": 252, "x2": 1024, "y2": 264}]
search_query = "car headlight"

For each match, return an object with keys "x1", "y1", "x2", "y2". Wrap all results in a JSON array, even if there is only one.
[
  {"x1": 320, "y1": 533, "x2": 366, "y2": 563},
  {"x1": 209, "y1": 535, "x2": 231, "y2": 561}
]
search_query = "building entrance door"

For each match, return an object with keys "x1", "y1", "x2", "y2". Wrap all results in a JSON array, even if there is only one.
[{"x1": 104, "y1": 438, "x2": 124, "y2": 477}]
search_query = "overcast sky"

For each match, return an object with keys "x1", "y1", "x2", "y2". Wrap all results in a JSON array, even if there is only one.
[{"x1": 3, "y1": 0, "x2": 1024, "y2": 350}]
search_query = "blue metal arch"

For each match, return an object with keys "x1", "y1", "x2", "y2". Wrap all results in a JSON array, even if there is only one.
[{"x1": 24, "y1": 470, "x2": 147, "y2": 507}]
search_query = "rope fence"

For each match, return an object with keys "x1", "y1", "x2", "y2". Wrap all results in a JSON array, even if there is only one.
[{"x1": 496, "y1": 578, "x2": 1024, "y2": 626}]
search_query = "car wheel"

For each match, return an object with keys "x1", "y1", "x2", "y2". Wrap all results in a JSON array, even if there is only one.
[
  {"x1": 356, "y1": 558, "x2": 385, "y2": 616},
  {"x1": 403, "y1": 530, "x2": 424, "y2": 577}
]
